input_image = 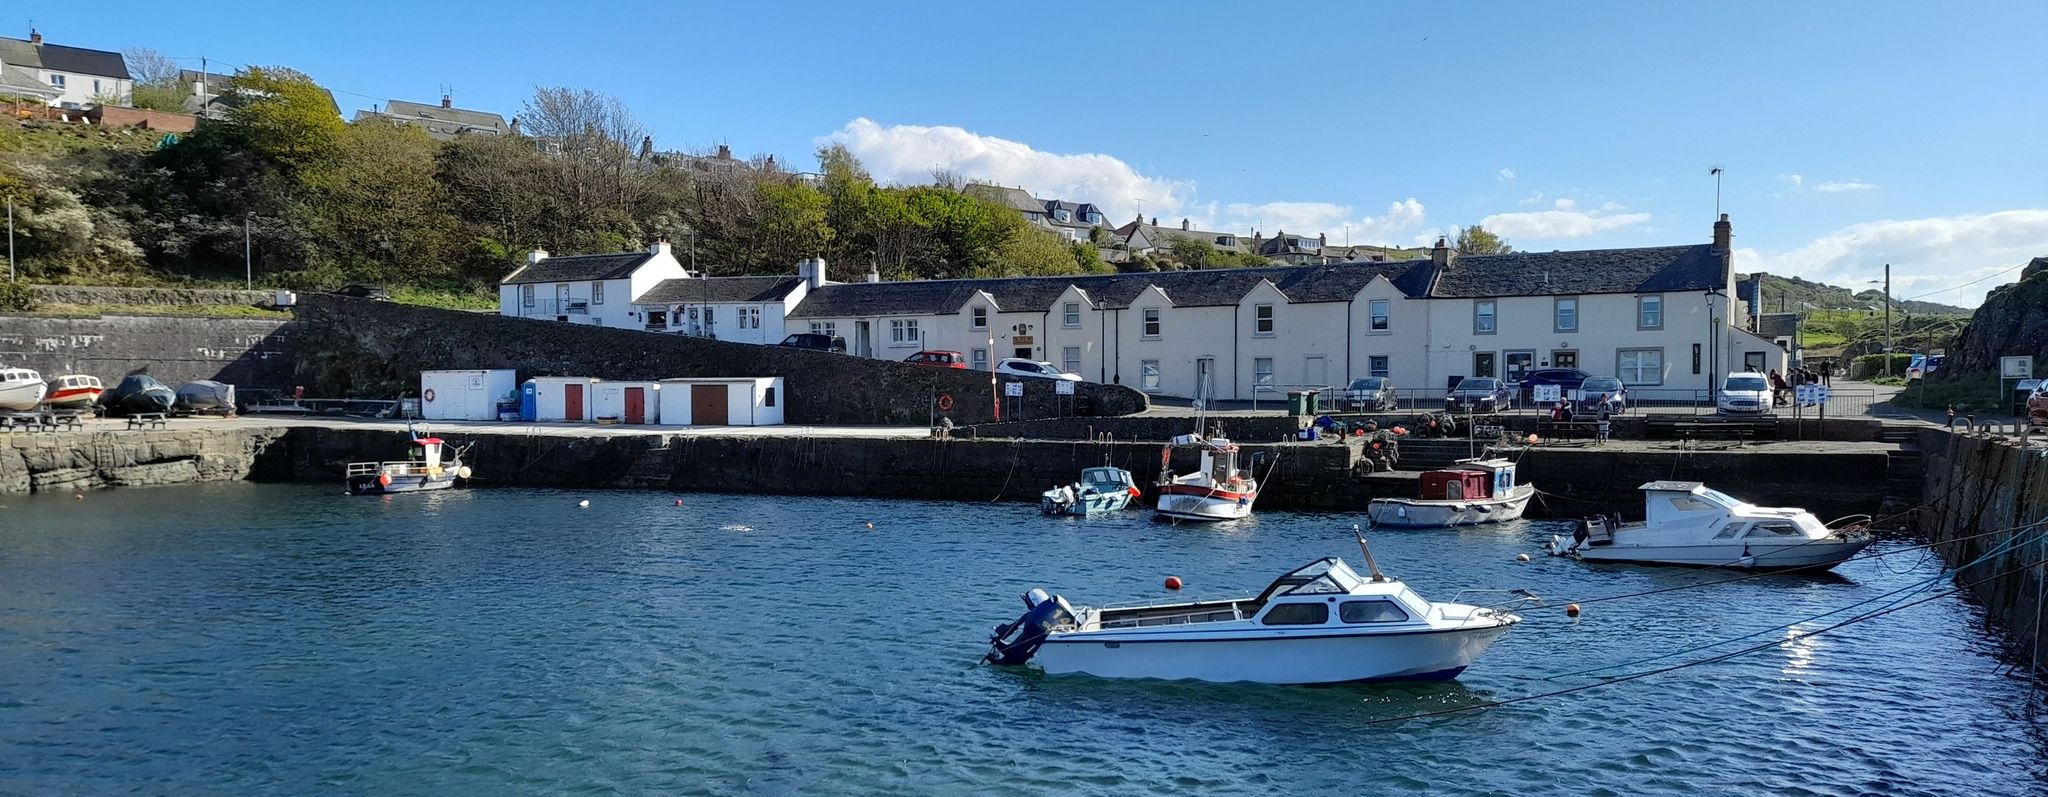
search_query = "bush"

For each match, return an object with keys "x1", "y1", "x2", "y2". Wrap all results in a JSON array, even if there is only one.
[
  {"x1": 1892, "y1": 374, "x2": 2014, "y2": 414},
  {"x1": 0, "y1": 280, "x2": 37, "y2": 311},
  {"x1": 1851, "y1": 353, "x2": 1913, "y2": 380}
]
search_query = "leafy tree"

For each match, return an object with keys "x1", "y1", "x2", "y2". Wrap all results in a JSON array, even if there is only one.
[
  {"x1": 1454, "y1": 224, "x2": 1513, "y2": 255},
  {"x1": 979, "y1": 228, "x2": 1082, "y2": 277},
  {"x1": 222, "y1": 67, "x2": 345, "y2": 174},
  {"x1": 755, "y1": 179, "x2": 833, "y2": 270},
  {"x1": 1169, "y1": 238, "x2": 1214, "y2": 269},
  {"x1": 296, "y1": 121, "x2": 458, "y2": 283},
  {"x1": 1073, "y1": 242, "x2": 1112, "y2": 274}
]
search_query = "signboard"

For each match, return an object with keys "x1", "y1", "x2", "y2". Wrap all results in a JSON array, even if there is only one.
[
  {"x1": 1532, "y1": 384, "x2": 1562, "y2": 404},
  {"x1": 1796, "y1": 384, "x2": 1830, "y2": 407},
  {"x1": 1012, "y1": 335, "x2": 1035, "y2": 346},
  {"x1": 1004, "y1": 381, "x2": 1024, "y2": 397},
  {"x1": 2003, "y1": 356, "x2": 2034, "y2": 380},
  {"x1": 1054, "y1": 380, "x2": 1075, "y2": 395}
]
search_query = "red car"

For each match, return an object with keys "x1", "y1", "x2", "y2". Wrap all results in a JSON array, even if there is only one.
[{"x1": 905, "y1": 350, "x2": 968, "y2": 369}]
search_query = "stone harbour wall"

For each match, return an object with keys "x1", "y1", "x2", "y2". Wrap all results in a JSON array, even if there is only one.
[
  {"x1": 0, "y1": 314, "x2": 297, "y2": 388},
  {"x1": 0, "y1": 426, "x2": 291, "y2": 494},
  {"x1": 29, "y1": 285, "x2": 276, "y2": 307},
  {"x1": 1918, "y1": 428, "x2": 2048, "y2": 671}
]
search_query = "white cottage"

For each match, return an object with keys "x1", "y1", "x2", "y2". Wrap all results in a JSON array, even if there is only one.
[
  {"x1": 630, "y1": 258, "x2": 821, "y2": 343},
  {"x1": 497, "y1": 241, "x2": 692, "y2": 329}
]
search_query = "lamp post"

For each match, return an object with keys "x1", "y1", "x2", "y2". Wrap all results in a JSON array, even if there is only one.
[
  {"x1": 6, "y1": 194, "x2": 15, "y2": 281},
  {"x1": 1868, "y1": 264, "x2": 1893, "y2": 377},
  {"x1": 243, "y1": 213, "x2": 253, "y2": 289}
]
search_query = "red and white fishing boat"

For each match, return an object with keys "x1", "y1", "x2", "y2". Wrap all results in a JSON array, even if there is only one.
[
  {"x1": 1155, "y1": 433, "x2": 1262, "y2": 522},
  {"x1": 44, "y1": 374, "x2": 104, "y2": 411},
  {"x1": 1367, "y1": 458, "x2": 1534, "y2": 528}
]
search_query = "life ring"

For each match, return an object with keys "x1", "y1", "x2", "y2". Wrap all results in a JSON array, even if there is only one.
[
  {"x1": 936, "y1": 394, "x2": 954, "y2": 412},
  {"x1": 423, "y1": 388, "x2": 437, "y2": 403}
]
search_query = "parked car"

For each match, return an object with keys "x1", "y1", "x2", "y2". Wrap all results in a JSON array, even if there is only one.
[
  {"x1": 1716, "y1": 372, "x2": 1773, "y2": 415},
  {"x1": 1444, "y1": 377, "x2": 1512, "y2": 413},
  {"x1": 1343, "y1": 377, "x2": 1397, "y2": 412},
  {"x1": 1575, "y1": 376, "x2": 1628, "y2": 413},
  {"x1": 2028, "y1": 382, "x2": 2048, "y2": 427},
  {"x1": 778, "y1": 333, "x2": 847, "y2": 353},
  {"x1": 1907, "y1": 353, "x2": 1945, "y2": 382},
  {"x1": 995, "y1": 358, "x2": 1082, "y2": 382},
  {"x1": 333, "y1": 284, "x2": 390, "y2": 301},
  {"x1": 1518, "y1": 368, "x2": 1592, "y2": 401},
  {"x1": 904, "y1": 350, "x2": 967, "y2": 368}
]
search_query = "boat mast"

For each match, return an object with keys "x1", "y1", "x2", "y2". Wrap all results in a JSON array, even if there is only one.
[{"x1": 1353, "y1": 524, "x2": 1388, "y2": 582}]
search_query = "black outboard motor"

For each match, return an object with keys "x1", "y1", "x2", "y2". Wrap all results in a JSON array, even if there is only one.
[{"x1": 985, "y1": 588, "x2": 1073, "y2": 666}]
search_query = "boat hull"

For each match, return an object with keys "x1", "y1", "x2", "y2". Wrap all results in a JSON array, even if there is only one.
[
  {"x1": 1155, "y1": 490, "x2": 1254, "y2": 522},
  {"x1": 346, "y1": 472, "x2": 458, "y2": 496},
  {"x1": 1575, "y1": 537, "x2": 1872, "y2": 570},
  {"x1": 44, "y1": 387, "x2": 103, "y2": 410},
  {"x1": 0, "y1": 381, "x2": 46, "y2": 412},
  {"x1": 1368, "y1": 483, "x2": 1535, "y2": 528},
  {"x1": 1042, "y1": 492, "x2": 1135, "y2": 516},
  {"x1": 1036, "y1": 622, "x2": 1514, "y2": 685}
]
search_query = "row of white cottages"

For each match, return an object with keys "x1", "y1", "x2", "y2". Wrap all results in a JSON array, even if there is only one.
[{"x1": 497, "y1": 216, "x2": 1789, "y2": 400}]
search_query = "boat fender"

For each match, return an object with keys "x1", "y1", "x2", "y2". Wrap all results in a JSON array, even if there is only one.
[
  {"x1": 1127, "y1": 486, "x2": 1142, "y2": 498},
  {"x1": 1396, "y1": 506, "x2": 1408, "y2": 518},
  {"x1": 456, "y1": 466, "x2": 473, "y2": 480},
  {"x1": 377, "y1": 473, "x2": 392, "y2": 487}
]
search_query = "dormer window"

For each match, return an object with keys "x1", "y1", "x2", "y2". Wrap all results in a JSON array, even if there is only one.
[
  {"x1": 1083, "y1": 211, "x2": 1101, "y2": 224},
  {"x1": 1055, "y1": 209, "x2": 1071, "y2": 222},
  {"x1": 1216, "y1": 236, "x2": 1236, "y2": 246}
]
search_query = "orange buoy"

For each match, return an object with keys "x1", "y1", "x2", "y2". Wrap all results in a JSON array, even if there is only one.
[
  {"x1": 377, "y1": 473, "x2": 393, "y2": 487},
  {"x1": 1164, "y1": 576, "x2": 1183, "y2": 590},
  {"x1": 1566, "y1": 603, "x2": 1582, "y2": 617}
]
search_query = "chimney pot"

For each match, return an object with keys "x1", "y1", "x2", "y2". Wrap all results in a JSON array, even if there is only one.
[
  {"x1": 716, "y1": 144, "x2": 731, "y2": 159},
  {"x1": 441, "y1": 94, "x2": 452, "y2": 109},
  {"x1": 1712, "y1": 214, "x2": 1733, "y2": 253},
  {"x1": 1150, "y1": 217, "x2": 1158, "y2": 227},
  {"x1": 29, "y1": 29, "x2": 42, "y2": 45},
  {"x1": 1181, "y1": 218, "x2": 1189, "y2": 231}
]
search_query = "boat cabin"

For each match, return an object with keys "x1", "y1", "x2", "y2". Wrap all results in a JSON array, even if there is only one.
[
  {"x1": 0, "y1": 368, "x2": 40, "y2": 385},
  {"x1": 1419, "y1": 459, "x2": 1516, "y2": 500},
  {"x1": 1616, "y1": 480, "x2": 1829, "y2": 539},
  {"x1": 50, "y1": 374, "x2": 102, "y2": 391},
  {"x1": 1093, "y1": 558, "x2": 1427, "y2": 630},
  {"x1": 1079, "y1": 467, "x2": 1135, "y2": 492}
]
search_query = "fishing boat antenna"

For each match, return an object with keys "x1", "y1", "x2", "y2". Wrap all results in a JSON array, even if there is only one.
[{"x1": 1353, "y1": 524, "x2": 1388, "y2": 582}]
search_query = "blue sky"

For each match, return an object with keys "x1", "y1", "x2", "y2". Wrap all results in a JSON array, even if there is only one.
[{"x1": 42, "y1": 1, "x2": 2048, "y2": 306}]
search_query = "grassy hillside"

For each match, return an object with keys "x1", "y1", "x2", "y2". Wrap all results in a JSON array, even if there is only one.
[{"x1": 1742, "y1": 272, "x2": 1970, "y2": 317}]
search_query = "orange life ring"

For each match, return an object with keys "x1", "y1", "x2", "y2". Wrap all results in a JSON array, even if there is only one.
[
  {"x1": 423, "y1": 388, "x2": 437, "y2": 403},
  {"x1": 936, "y1": 394, "x2": 954, "y2": 412}
]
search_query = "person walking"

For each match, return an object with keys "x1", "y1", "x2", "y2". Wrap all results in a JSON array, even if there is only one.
[{"x1": 1769, "y1": 370, "x2": 1789, "y2": 406}]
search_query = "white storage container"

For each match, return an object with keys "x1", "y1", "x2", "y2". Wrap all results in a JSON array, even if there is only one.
[{"x1": 420, "y1": 369, "x2": 518, "y2": 421}]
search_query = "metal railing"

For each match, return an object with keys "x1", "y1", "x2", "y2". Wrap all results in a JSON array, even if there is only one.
[
  {"x1": 1303, "y1": 385, "x2": 1882, "y2": 418},
  {"x1": 517, "y1": 299, "x2": 590, "y2": 317},
  {"x1": 345, "y1": 461, "x2": 442, "y2": 477}
]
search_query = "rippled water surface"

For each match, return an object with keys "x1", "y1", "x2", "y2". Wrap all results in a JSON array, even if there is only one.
[{"x1": 3, "y1": 483, "x2": 2045, "y2": 795}]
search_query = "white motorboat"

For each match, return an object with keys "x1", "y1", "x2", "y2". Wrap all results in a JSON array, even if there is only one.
[
  {"x1": 44, "y1": 374, "x2": 103, "y2": 411},
  {"x1": 1367, "y1": 457, "x2": 1534, "y2": 528},
  {"x1": 1041, "y1": 466, "x2": 1141, "y2": 516},
  {"x1": 1155, "y1": 433, "x2": 1261, "y2": 522},
  {"x1": 985, "y1": 550, "x2": 1526, "y2": 685},
  {"x1": 0, "y1": 367, "x2": 46, "y2": 411},
  {"x1": 1547, "y1": 481, "x2": 1874, "y2": 570}
]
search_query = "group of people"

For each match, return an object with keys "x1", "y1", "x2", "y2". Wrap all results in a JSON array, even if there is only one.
[{"x1": 1768, "y1": 363, "x2": 1831, "y2": 406}]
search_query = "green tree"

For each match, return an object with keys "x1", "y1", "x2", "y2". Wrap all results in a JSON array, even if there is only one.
[
  {"x1": 756, "y1": 179, "x2": 833, "y2": 269},
  {"x1": 979, "y1": 228, "x2": 1082, "y2": 277},
  {"x1": 1073, "y1": 241, "x2": 1112, "y2": 274},
  {"x1": 222, "y1": 67, "x2": 345, "y2": 174},
  {"x1": 897, "y1": 187, "x2": 1024, "y2": 279},
  {"x1": 1168, "y1": 237, "x2": 1213, "y2": 269},
  {"x1": 1454, "y1": 224, "x2": 1513, "y2": 255},
  {"x1": 296, "y1": 121, "x2": 458, "y2": 284}
]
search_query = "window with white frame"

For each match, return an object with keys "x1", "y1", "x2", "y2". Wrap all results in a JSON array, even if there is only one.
[
  {"x1": 1063, "y1": 302, "x2": 1081, "y2": 327},
  {"x1": 890, "y1": 318, "x2": 919, "y2": 345},
  {"x1": 1369, "y1": 298, "x2": 1390, "y2": 332},
  {"x1": 740, "y1": 308, "x2": 761, "y2": 329},
  {"x1": 1254, "y1": 304, "x2": 1275, "y2": 335},
  {"x1": 1555, "y1": 297, "x2": 1579, "y2": 332},
  {"x1": 591, "y1": 281, "x2": 605, "y2": 304},
  {"x1": 1142, "y1": 308, "x2": 1161, "y2": 337},
  {"x1": 521, "y1": 284, "x2": 534, "y2": 307},
  {"x1": 704, "y1": 307, "x2": 715, "y2": 329},
  {"x1": 49, "y1": 74, "x2": 65, "y2": 88},
  {"x1": 971, "y1": 348, "x2": 989, "y2": 370},
  {"x1": 971, "y1": 307, "x2": 988, "y2": 329},
  {"x1": 1617, "y1": 348, "x2": 1664, "y2": 385},
  {"x1": 1062, "y1": 346, "x2": 1081, "y2": 375},
  {"x1": 1638, "y1": 294, "x2": 1663, "y2": 330},
  {"x1": 1254, "y1": 357, "x2": 1275, "y2": 388},
  {"x1": 1474, "y1": 300, "x2": 1497, "y2": 334},
  {"x1": 809, "y1": 322, "x2": 837, "y2": 336},
  {"x1": 1141, "y1": 360, "x2": 1161, "y2": 391},
  {"x1": 1368, "y1": 355, "x2": 1390, "y2": 378}
]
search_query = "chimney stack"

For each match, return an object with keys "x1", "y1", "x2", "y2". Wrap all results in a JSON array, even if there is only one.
[
  {"x1": 1150, "y1": 217, "x2": 1158, "y2": 227},
  {"x1": 1318, "y1": 232, "x2": 1327, "y2": 246},
  {"x1": 716, "y1": 144, "x2": 732, "y2": 159},
  {"x1": 29, "y1": 29, "x2": 41, "y2": 46},
  {"x1": 441, "y1": 93, "x2": 452, "y2": 109},
  {"x1": 1181, "y1": 218, "x2": 1190, "y2": 231},
  {"x1": 528, "y1": 249, "x2": 549, "y2": 265},
  {"x1": 798, "y1": 257, "x2": 829, "y2": 290},
  {"x1": 640, "y1": 135, "x2": 654, "y2": 159},
  {"x1": 508, "y1": 117, "x2": 520, "y2": 135},
  {"x1": 649, "y1": 238, "x2": 672, "y2": 257},
  {"x1": 1712, "y1": 213, "x2": 1733, "y2": 253},
  {"x1": 1430, "y1": 237, "x2": 1453, "y2": 267}
]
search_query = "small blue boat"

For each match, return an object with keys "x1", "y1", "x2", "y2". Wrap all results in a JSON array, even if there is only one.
[{"x1": 1040, "y1": 467, "x2": 1140, "y2": 516}]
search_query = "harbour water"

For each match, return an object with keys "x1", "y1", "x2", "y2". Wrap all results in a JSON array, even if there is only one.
[{"x1": 2, "y1": 483, "x2": 2043, "y2": 795}]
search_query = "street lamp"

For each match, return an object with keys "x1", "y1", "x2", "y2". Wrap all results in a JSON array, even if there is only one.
[{"x1": 1868, "y1": 263, "x2": 1893, "y2": 377}]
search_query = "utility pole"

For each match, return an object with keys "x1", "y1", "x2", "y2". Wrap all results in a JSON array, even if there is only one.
[
  {"x1": 1883, "y1": 263, "x2": 1893, "y2": 378},
  {"x1": 6, "y1": 195, "x2": 14, "y2": 281},
  {"x1": 243, "y1": 214, "x2": 252, "y2": 288}
]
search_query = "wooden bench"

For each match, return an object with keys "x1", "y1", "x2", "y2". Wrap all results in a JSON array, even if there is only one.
[
  {"x1": 125, "y1": 413, "x2": 168, "y2": 430},
  {"x1": 1540, "y1": 420, "x2": 1606, "y2": 441}
]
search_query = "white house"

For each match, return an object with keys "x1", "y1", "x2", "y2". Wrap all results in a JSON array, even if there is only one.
[
  {"x1": 629, "y1": 258, "x2": 819, "y2": 343},
  {"x1": 0, "y1": 30, "x2": 131, "y2": 109},
  {"x1": 498, "y1": 241, "x2": 692, "y2": 329}
]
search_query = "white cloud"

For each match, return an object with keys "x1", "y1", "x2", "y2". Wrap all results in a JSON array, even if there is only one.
[
  {"x1": 1779, "y1": 173, "x2": 1804, "y2": 188},
  {"x1": 1477, "y1": 205, "x2": 1653, "y2": 239},
  {"x1": 1497, "y1": 168, "x2": 1516, "y2": 181},
  {"x1": 1732, "y1": 209, "x2": 2048, "y2": 308},
  {"x1": 1812, "y1": 180, "x2": 1878, "y2": 193},
  {"x1": 818, "y1": 118, "x2": 1430, "y2": 245},
  {"x1": 1554, "y1": 198, "x2": 1577, "y2": 211}
]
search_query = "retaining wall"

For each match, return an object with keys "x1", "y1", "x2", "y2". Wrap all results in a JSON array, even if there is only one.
[
  {"x1": 1919, "y1": 428, "x2": 2048, "y2": 670},
  {"x1": 0, "y1": 426, "x2": 290, "y2": 494},
  {"x1": 0, "y1": 314, "x2": 297, "y2": 388}
]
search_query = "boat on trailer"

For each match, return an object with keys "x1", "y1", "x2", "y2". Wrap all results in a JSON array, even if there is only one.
[
  {"x1": 1155, "y1": 433, "x2": 1262, "y2": 522},
  {"x1": 0, "y1": 368, "x2": 46, "y2": 412},
  {"x1": 1041, "y1": 466, "x2": 1141, "y2": 516},
  {"x1": 1367, "y1": 457, "x2": 1535, "y2": 528},
  {"x1": 985, "y1": 546, "x2": 1527, "y2": 685},
  {"x1": 345, "y1": 425, "x2": 473, "y2": 496},
  {"x1": 44, "y1": 374, "x2": 103, "y2": 411},
  {"x1": 1547, "y1": 481, "x2": 1873, "y2": 570}
]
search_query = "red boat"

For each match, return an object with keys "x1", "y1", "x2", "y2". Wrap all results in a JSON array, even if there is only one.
[{"x1": 44, "y1": 374, "x2": 104, "y2": 411}]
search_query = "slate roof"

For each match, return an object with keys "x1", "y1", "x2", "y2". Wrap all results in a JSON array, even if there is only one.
[
  {"x1": 636, "y1": 276, "x2": 803, "y2": 305},
  {"x1": 1425, "y1": 244, "x2": 1727, "y2": 298},
  {"x1": 964, "y1": 184, "x2": 1045, "y2": 214},
  {"x1": 362, "y1": 99, "x2": 509, "y2": 140},
  {"x1": 0, "y1": 64, "x2": 58, "y2": 98},
  {"x1": 1131, "y1": 223, "x2": 1252, "y2": 253},
  {"x1": 0, "y1": 37, "x2": 129, "y2": 79},
  {"x1": 500, "y1": 252, "x2": 655, "y2": 285}
]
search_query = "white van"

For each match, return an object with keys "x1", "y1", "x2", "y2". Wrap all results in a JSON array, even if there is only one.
[{"x1": 1716, "y1": 372, "x2": 1773, "y2": 416}]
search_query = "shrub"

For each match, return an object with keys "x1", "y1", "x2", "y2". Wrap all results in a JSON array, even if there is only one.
[
  {"x1": 0, "y1": 280, "x2": 37, "y2": 311},
  {"x1": 1851, "y1": 353, "x2": 1913, "y2": 380},
  {"x1": 1892, "y1": 373, "x2": 2016, "y2": 414}
]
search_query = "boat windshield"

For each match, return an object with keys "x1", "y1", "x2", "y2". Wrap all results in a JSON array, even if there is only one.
[
  {"x1": 1258, "y1": 558, "x2": 1366, "y2": 599},
  {"x1": 1693, "y1": 488, "x2": 1745, "y2": 509},
  {"x1": 1081, "y1": 467, "x2": 1127, "y2": 486}
]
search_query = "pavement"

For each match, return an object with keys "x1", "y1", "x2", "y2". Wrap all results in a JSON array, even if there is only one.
[
  {"x1": 1144, "y1": 378, "x2": 1929, "y2": 422},
  {"x1": 37, "y1": 414, "x2": 934, "y2": 439}
]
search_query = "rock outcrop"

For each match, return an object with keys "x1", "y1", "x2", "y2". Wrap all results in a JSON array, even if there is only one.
[
  {"x1": 0, "y1": 427, "x2": 290, "y2": 494},
  {"x1": 1943, "y1": 257, "x2": 2048, "y2": 378}
]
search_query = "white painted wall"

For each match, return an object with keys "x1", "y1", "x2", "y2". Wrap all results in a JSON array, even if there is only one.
[
  {"x1": 36, "y1": 69, "x2": 131, "y2": 109},
  {"x1": 524, "y1": 377, "x2": 596, "y2": 422},
  {"x1": 1419, "y1": 290, "x2": 1738, "y2": 394},
  {"x1": 657, "y1": 378, "x2": 784, "y2": 426},
  {"x1": 497, "y1": 243, "x2": 690, "y2": 330},
  {"x1": 419, "y1": 369, "x2": 517, "y2": 421},
  {"x1": 591, "y1": 382, "x2": 661, "y2": 423}
]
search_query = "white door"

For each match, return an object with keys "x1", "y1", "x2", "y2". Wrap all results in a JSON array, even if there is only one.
[
  {"x1": 1304, "y1": 355, "x2": 1328, "y2": 389},
  {"x1": 555, "y1": 284, "x2": 570, "y2": 316},
  {"x1": 1195, "y1": 358, "x2": 1214, "y2": 401}
]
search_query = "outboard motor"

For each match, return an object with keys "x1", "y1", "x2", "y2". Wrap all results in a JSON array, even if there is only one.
[{"x1": 985, "y1": 588, "x2": 1074, "y2": 666}]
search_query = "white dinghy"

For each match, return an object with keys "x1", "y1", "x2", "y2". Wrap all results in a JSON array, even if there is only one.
[
  {"x1": 985, "y1": 531, "x2": 1527, "y2": 685},
  {"x1": 1547, "y1": 481, "x2": 1874, "y2": 570}
]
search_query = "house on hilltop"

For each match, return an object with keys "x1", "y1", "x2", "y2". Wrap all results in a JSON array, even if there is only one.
[
  {"x1": 0, "y1": 29, "x2": 130, "y2": 109},
  {"x1": 356, "y1": 94, "x2": 510, "y2": 140}
]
